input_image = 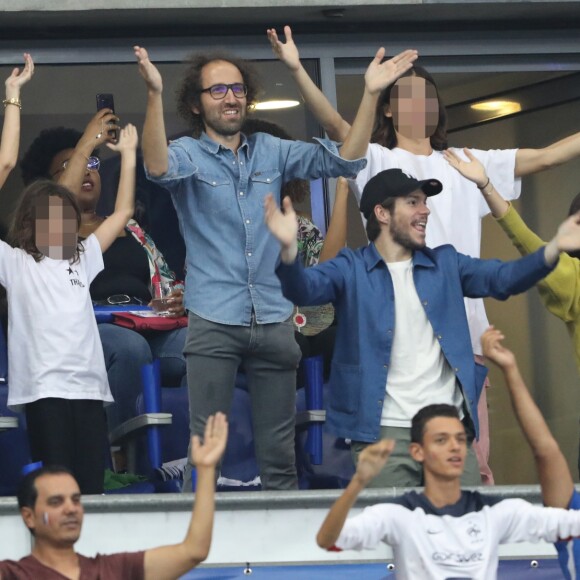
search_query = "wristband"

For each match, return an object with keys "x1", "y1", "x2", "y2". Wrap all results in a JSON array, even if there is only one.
[
  {"x1": 477, "y1": 177, "x2": 490, "y2": 191},
  {"x1": 3, "y1": 98, "x2": 21, "y2": 109}
]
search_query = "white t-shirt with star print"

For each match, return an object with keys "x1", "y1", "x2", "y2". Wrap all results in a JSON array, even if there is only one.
[{"x1": 0, "y1": 234, "x2": 112, "y2": 410}]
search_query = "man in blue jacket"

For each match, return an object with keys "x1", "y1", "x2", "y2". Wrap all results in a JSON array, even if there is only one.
[{"x1": 265, "y1": 167, "x2": 580, "y2": 487}]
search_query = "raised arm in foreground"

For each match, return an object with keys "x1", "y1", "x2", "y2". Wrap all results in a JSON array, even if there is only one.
[
  {"x1": 481, "y1": 327, "x2": 573, "y2": 508},
  {"x1": 316, "y1": 439, "x2": 394, "y2": 549},
  {"x1": 143, "y1": 413, "x2": 228, "y2": 580}
]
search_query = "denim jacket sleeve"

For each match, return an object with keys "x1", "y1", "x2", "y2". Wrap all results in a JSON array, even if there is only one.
[
  {"x1": 278, "y1": 137, "x2": 367, "y2": 181},
  {"x1": 144, "y1": 139, "x2": 200, "y2": 187},
  {"x1": 457, "y1": 246, "x2": 556, "y2": 300},
  {"x1": 275, "y1": 250, "x2": 351, "y2": 306}
]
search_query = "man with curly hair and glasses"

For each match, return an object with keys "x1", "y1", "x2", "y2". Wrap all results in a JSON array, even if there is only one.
[{"x1": 133, "y1": 45, "x2": 416, "y2": 490}]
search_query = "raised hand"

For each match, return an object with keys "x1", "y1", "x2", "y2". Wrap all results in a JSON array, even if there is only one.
[
  {"x1": 267, "y1": 26, "x2": 301, "y2": 72},
  {"x1": 481, "y1": 326, "x2": 516, "y2": 370},
  {"x1": 444, "y1": 148, "x2": 488, "y2": 188},
  {"x1": 107, "y1": 123, "x2": 138, "y2": 154},
  {"x1": 191, "y1": 413, "x2": 228, "y2": 468},
  {"x1": 553, "y1": 210, "x2": 580, "y2": 253},
  {"x1": 81, "y1": 109, "x2": 120, "y2": 148},
  {"x1": 364, "y1": 48, "x2": 418, "y2": 96},
  {"x1": 264, "y1": 193, "x2": 298, "y2": 250},
  {"x1": 355, "y1": 439, "x2": 395, "y2": 486},
  {"x1": 134, "y1": 45, "x2": 163, "y2": 94},
  {"x1": 5, "y1": 53, "x2": 34, "y2": 98}
]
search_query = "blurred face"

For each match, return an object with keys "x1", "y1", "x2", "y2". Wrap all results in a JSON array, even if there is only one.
[
  {"x1": 34, "y1": 196, "x2": 78, "y2": 260},
  {"x1": 22, "y1": 473, "x2": 84, "y2": 547},
  {"x1": 49, "y1": 147, "x2": 101, "y2": 211},
  {"x1": 388, "y1": 76, "x2": 439, "y2": 140},
  {"x1": 386, "y1": 191, "x2": 430, "y2": 251},
  {"x1": 193, "y1": 60, "x2": 247, "y2": 139},
  {"x1": 412, "y1": 416, "x2": 467, "y2": 481}
]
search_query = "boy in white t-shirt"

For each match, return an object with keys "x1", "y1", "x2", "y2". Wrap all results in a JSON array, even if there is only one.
[
  {"x1": 316, "y1": 403, "x2": 580, "y2": 580},
  {"x1": 0, "y1": 124, "x2": 137, "y2": 494}
]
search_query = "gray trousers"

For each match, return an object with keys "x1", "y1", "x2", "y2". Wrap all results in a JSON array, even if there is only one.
[
  {"x1": 351, "y1": 425, "x2": 482, "y2": 488},
  {"x1": 184, "y1": 312, "x2": 301, "y2": 490}
]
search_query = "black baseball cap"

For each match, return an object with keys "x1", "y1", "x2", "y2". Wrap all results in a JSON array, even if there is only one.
[{"x1": 359, "y1": 168, "x2": 443, "y2": 219}]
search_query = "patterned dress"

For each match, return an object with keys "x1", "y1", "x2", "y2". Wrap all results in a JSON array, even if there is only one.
[{"x1": 294, "y1": 215, "x2": 334, "y2": 336}]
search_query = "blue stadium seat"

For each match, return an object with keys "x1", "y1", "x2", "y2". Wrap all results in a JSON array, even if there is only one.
[{"x1": 0, "y1": 325, "x2": 32, "y2": 496}]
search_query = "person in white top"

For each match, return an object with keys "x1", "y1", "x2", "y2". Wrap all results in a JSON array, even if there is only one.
[
  {"x1": 0, "y1": 124, "x2": 138, "y2": 494},
  {"x1": 316, "y1": 403, "x2": 580, "y2": 580},
  {"x1": 267, "y1": 25, "x2": 580, "y2": 483}
]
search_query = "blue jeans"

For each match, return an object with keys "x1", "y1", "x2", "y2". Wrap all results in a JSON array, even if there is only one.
[{"x1": 98, "y1": 323, "x2": 187, "y2": 430}]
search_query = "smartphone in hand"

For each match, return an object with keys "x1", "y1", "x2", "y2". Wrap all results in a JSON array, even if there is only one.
[{"x1": 96, "y1": 93, "x2": 118, "y2": 142}]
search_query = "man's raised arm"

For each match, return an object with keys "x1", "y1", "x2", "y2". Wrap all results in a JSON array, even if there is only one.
[
  {"x1": 481, "y1": 327, "x2": 573, "y2": 508},
  {"x1": 134, "y1": 46, "x2": 169, "y2": 177},
  {"x1": 143, "y1": 413, "x2": 228, "y2": 580}
]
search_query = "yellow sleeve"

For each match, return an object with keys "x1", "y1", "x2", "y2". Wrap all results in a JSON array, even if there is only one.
[{"x1": 496, "y1": 204, "x2": 580, "y2": 323}]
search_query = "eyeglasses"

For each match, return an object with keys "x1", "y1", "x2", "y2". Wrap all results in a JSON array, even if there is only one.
[
  {"x1": 52, "y1": 156, "x2": 100, "y2": 177},
  {"x1": 200, "y1": 83, "x2": 247, "y2": 100}
]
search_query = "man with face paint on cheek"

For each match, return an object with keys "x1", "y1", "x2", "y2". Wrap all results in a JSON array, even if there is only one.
[
  {"x1": 270, "y1": 26, "x2": 580, "y2": 485},
  {"x1": 0, "y1": 413, "x2": 227, "y2": 579}
]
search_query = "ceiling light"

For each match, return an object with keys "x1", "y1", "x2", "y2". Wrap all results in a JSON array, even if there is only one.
[
  {"x1": 253, "y1": 100, "x2": 300, "y2": 111},
  {"x1": 470, "y1": 100, "x2": 522, "y2": 118}
]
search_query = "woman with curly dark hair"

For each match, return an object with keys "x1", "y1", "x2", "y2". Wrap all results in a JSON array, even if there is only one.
[{"x1": 20, "y1": 112, "x2": 187, "y2": 436}]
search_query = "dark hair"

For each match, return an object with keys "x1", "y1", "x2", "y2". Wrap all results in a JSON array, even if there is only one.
[
  {"x1": 371, "y1": 65, "x2": 448, "y2": 151},
  {"x1": 242, "y1": 118, "x2": 310, "y2": 204},
  {"x1": 7, "y1": 180, "x2": 83, "y2": 263},
  {"x1": 17, "y1": 465, "x2": 76, "y2": 535},
  {"x1": 18, "y1": 465, "x2": 75, "y2": 510},
  {"x1": 177, "y1": 52, "x2": 261, "y2": 137},
  {"x1": 411, "y1": 404, "x2": 460, "y2": 444},
  {"x1": 365, "y1": 197, "x2": 396, "y2": 242},
  {"x1": 20, "y1": 127, "x2": 92, "y2": 185}
]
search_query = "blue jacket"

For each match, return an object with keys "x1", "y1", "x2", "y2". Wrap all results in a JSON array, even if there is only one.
[{"x1": 276, "y1": 243, "x2": 555, "y2": 442}]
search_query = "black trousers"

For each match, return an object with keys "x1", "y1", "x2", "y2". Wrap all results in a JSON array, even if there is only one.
[{"x1": 25, "y1": 398, "x2": 106, "y2": 494}]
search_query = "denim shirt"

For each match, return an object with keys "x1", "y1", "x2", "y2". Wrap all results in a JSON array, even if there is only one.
[
  {"x1": 146, "y1": 132, "x2": 366, "y2": 325},
  {"x1": 276, "y1": 242, "x2": 555, "y2": 442}
]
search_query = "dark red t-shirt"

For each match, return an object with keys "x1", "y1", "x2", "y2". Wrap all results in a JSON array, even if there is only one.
[{"x1": 0, "y1": 551, "x2": 144, "y2": 579}]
